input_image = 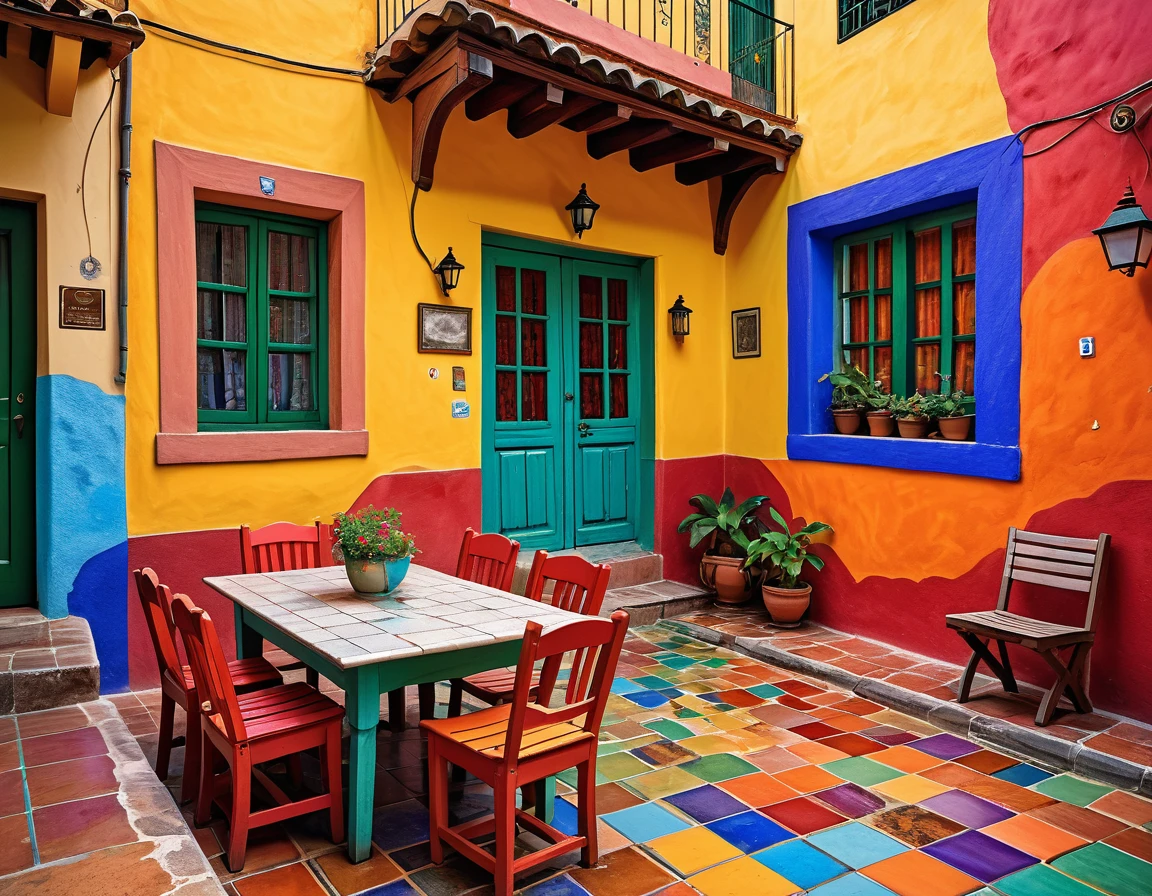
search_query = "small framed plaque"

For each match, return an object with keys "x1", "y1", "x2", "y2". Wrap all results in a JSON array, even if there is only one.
[
  {"x1": 59, "y1": 286, "x2": 106, "y2": 330},
  {"x1": 417, "y1": 303, "x2": 472, "y2": 355},
  {"x1": 731, "y1": 307, "x2": 761, "y2": 359}
]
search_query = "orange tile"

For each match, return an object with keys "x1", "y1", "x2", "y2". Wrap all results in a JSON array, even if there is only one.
[
  {"x1": 315, "y1": 848, "x2": 401, "y2": 895},
  {"x1": 25, "y1": 755, "x2": 119, "y2": 807},
  {"x1": 919, "y1": 762, "x2": 985, "y2": 787},
  {"x1": 0, "y1": 813, "x2": 34, "y2": 876},
  {"x1": 1090, "y1": 790, "x2": 1152, "y2": 826},
  {"x1": 772, "y1": 765, "x2": 844, "y2": 794},
  {"x1": 717, "y1": 772, "x2": 798, "y2": 808},
  {"x1": 821, "y1": 712, "x2": 877, "y2": 733},
  {"x1": 688, "y1": 855, "x2": 799, "y2": 896},
  {"x1": 234, "y1": 862, "x2": 327, "y2": 896},
  {"x1": 785, "y1": 741, "x2": 848, "y2": 764},
  {"x1": 862, "y1": 849, "x2": 981, "y2": 896},
  {"x1": 981, "y1": 814, "x2": 1088, "y2": 861},
  {"x1": 954, "y1": 749, "x2": 1018, "y2": 775},
  {"x1": 872, "y1": 745, "x2": 944, "y2": 774}
]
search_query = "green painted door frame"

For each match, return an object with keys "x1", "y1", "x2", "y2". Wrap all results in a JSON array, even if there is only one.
[
  {"x1": 481, "y1": 233, "x2": 655, "y2": 553},
  {"x1": 0, "y1": 201, "x2": 37, "y2": 607}
]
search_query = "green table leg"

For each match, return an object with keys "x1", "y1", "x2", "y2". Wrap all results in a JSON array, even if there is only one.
[
  {"x1": 345, "y1": 665, "x2": 380, "y2": 863},
  {"x1": 234, "y1": 607, "x2": 263, "y2": 659},
  {"x1": 534, "y1": 775, "x2": 556, "y2": 823}
]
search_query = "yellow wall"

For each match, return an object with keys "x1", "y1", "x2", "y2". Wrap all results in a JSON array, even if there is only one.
[
  {"x1": 0, "y1": 26, "x2": 123, "y2": 391},
  {"x1": 126, "y1": 0, "x2": 731, "y2": 536}
]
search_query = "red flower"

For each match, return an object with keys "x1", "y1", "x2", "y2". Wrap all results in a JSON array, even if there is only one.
[{"x1": 358, "y1": 535, "x2": 367, "y2": 544}]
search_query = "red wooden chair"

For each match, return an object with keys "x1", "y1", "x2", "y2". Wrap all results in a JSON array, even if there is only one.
[
  {"x1": 133, "y1": 568, "x2": 281, "y2": 803},
  {"x1": 421, "y1": 611, "x2": 629, "y2": 896},
  {"x1": 446, "y1": 551, "x2": 609, "y2": 717},
  {"x1": 171, "y1": 594, "x2": 345, "y2": 873}
]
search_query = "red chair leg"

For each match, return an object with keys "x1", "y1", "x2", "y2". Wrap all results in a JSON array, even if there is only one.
[
  {"x1": 427, "y1": 737, "x2": 447, "y2": 864},
  {"x1": 194, "y1": 729, "x2": 214, "y2": 827},
  {"x1": 324, "y1": 721, "x2": 345, "y2": 843},
  {"x1": 578, "y1": 757, "x2": 597, "y2": 867},
  {"x1": 181, "y1": 703, "x2": 203, "y2": 805},
  {"x1": 155, "y1": 692, "x2": 175, "y2": 782},
  {"x1": 226, "y1": 748, "x2": 252, "y2": 873},
  {"x1": 493, "y1": 770, "x2": 516, "y2": 896}
]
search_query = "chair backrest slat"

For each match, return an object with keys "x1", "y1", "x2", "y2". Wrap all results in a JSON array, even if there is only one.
[
  {"x1": 1010, "y1": 568, "x2": 1092, "y2": 593},
  {"x1": 524, "y1": 553, "x2": 611, "y2": 617},
  {"x1": 172, "y1": 595, "x2": 247, "y2": 741},
  {"x1": 1012, "y1": 541, "x2": 1097, "y2": 567},
  {"x1": 241, "y1": 521, "x2": 334, "y2": 575},
  {"x1": 456, "y1": 528, "x2": 520, "y2": 592},
  {"x1": 1012, "y1": 530, "x2": 1101, "y2": 551},
  {"x1": 134, "y1": 568, "x2": 185, "y2": 685},
  {"x1": 1001, "y1": 527, "x2": 1111, "y2": 631}
]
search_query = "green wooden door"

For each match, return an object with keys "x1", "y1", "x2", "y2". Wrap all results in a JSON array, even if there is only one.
[
  {"x1": 0, "y1": 201, "x2": 37, "y2": 607},
  {"x1": 730, "y1": 0, "x2": 775, "y2": 94}
]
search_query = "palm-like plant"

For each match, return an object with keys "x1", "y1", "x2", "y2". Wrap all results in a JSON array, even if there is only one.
[
  {"x1": 678, "y1": 488, "x2": 768, "y2": 556},
  {"x1": 744, "y1": 508, "x2": 832, "y2": 589}
]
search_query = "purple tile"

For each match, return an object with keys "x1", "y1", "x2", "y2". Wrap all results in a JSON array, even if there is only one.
[
  {"x1": 909, "y1": 732, "x2": 980, "y2": 760},
  {"x1": 813, "y1": 783, "x2": 886, "y2": 818},
  {"x1": 923, "y1": 830, "x2": 1037, "y2": 883},
  {"x1": 663, "y1": 784, "x2": 749, "y2": 824},
  {"x1": 921, "y1": 790, "x2": 1013, "y2": 828}
]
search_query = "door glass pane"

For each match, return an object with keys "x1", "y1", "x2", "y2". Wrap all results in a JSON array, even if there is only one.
[
  {"x1": 197, "y1": 290, "x2": 246, "y2": 341},
  {"x1": 608, "y1": 325, "x2": 627, "y2": 369},
  {"x1": 915, "y1": 343, "x2": 940, "y2": 394},
  {"x1": 496, "y1": 370, "x2": 517, "y2": 421},
  {"x1": 953, "y1": 342, "x2": 975, "y2": 395},
  {"x1": 874, "y1": 294, "x2": 891, "y2": 342},
  {"x1": 874, "y1": 346, "x2": 892, "y2": 393},
  {"x1": 874, "y1": 237, "x2": 892, "y2": 289},
  {"x1": 495, "y1": 266, "x2": 517, "y2": 312},
  {"x1": 495, "y1": 316, "x2": 516, "y2": 365},
  {"x1": 521, "y1": 319, "x2": 546, "y2": 367},
  {"x1": 953, "y1": 218, "x2": 976, "y2": 276},
  {"x1": 195, "y1": 222, "x2": 246, "y2": 286},
  {"x1": 580, "y1": 322, "x2": 603, "y2": 368},
  {"x1": 847, "y1": 243, "x2": 868, "y2": 291},
  {"x1": 848, "y1": 296, "x2": 869, "y2": 343},
  {"x1": 607, "y1": 279, "x2": 628, "y2": 321},
  {"x1": 267, "y1": 231, "x2": 313, "y2": 292},
  {"x1": 914, "y1": 227, "x2": 942, "y2": 338},
  {"x1": 521, "y1": 269, "x2": 546, "y2": 315},
  {"x1": 269, "y1": 298, "x2": 311, "y2": 344},
  {"x1": 521, "y1": 372, "x2": 547, "y2": 421},
  {"x1": 197, "y1": 348, "x2": 246, "y2": 410},
  {"x1": 579, "y1": 275, "x2": 602, "y2": 318},
  {"x1": 580, "y1": 373, "x2": 603, "y2": 419},
  {"x1": 610, "y1": 373, "x2": 628, "y2": 418},
  {"x1": 954, "y1": 281, "x2": 975, "y2": 335},
  {"x1": 915, "y1": 287, "x2": 941, "y2": 338},
  {"x1": 267, "y1": 352, "x2": 314, "y2": 411}
]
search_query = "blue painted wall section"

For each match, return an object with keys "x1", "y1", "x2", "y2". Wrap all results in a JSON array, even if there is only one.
[
  {"x1": 786, "y1": 137, "x2": 1024, "y2": 480},
  {"x1": 35, "y1": 374, "x2": 128, "y2": 692}
]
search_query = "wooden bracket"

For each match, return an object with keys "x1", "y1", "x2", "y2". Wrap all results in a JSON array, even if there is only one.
[
  {"x1": 410, "y1": 45, "x2": 493, "y2": 190},
  {"x1": 45, "y1": 33, "x2": 83, "y2": 117},
  {"x1": 712, "y1": 158, "x2": 784, "y2": 255}
]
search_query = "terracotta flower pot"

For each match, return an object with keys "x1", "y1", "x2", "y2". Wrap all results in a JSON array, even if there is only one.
[
  {"x1": 866, "y1": 411, "x2": 895, "y2": 437},
  {"x1": 897, "y1": 415, "x2": 931, "y2": 439},
  {"x1": 700, "y1": 554, "x2": 755, "y2": 605},
  {"x1": 761, "y1": 581, "x2": 812, "y2": 624},
  {"x1": 832, "y1": 408, "x2": 863, "y2": 435},
  {"x1": 938, "y1": 415, "x2": 973, "y2": 441}
]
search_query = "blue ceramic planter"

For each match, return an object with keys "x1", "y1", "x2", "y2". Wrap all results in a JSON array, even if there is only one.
[{"x1": 344, "y1": 556, "x2": 411, "y2": 596}]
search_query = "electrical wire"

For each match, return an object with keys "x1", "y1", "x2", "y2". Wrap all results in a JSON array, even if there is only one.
[
  {"x1": 1015, "y1": 77, "x2": 1152, "y2": 154},
  {"x1": 80, "y1": 70, "x2": 119, "y2": 262},
  {"x1": 410, "y1": 183, "x2": 435, "y2": 272}
]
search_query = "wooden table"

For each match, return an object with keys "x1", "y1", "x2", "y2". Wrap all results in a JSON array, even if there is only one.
[{"x1": 204, "y1": 563, "x2": 584, "y2": 862}]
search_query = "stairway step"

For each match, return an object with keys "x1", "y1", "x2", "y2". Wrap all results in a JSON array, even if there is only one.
[
  {"x1": 0, "y1": 608, "x2": 100, "y2": 713},
  {"x1": 600, "y1": 580, "x2": 714, "y2": 626},
  {"x1": 512, "y1": 541, "x2": 663, "y2": 593}
]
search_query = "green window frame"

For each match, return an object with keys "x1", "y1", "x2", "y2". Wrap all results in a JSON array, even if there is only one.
[
  {"x1": 838, "y1": 0, "x2": 919, "y2": 43},
  {"x1": 195, "y1": 204, "x2": 328, "y2": 431},
  {"x1": 834, "y1": 202, "x2": 976, "y2": 408}
]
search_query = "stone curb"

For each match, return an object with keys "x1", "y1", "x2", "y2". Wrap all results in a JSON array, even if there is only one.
[{"x1": 658, "y1": 618, "x2": 1151, "y2": 794}]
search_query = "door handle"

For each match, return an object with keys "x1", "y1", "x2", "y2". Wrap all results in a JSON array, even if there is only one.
[
  {"x1": 577, "y1": 422, "x2": 592, "y2": 438},
  {"x1": 564, "y1": 392, "x2": 574, "y2": 402},
  {"x1": 12, "y1": 415, "x2": 24, "y2": 438}
]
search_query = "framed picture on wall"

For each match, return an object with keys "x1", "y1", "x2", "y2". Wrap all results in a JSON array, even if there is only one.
[
  {"x1": 732, "y1": 307, "x2": 761, "y2": 359},
  {"x1": 417, "y1": 303, "x2": 472, "y2": 355}
]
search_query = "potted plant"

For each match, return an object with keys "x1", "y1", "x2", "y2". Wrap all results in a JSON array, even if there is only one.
[
  {"x1": 332, "y1": 505, "x2": 418, "y2": 596},
  {"x1": 744, "y1": 508, "x2": 833, "y2": 625},
  {"x1": 819, "y1": 366, "x2": 870, "y2": 435},
  {"x1": 865, "y1": 388, "x2": 896, "y2": 437},
  {"x1": 893, "y1": 392, "x2": 931, "y2": 439},
  {"x1": 678, "y1": 488, "x2": 768, "y2": 605},
  {"x1": 925, "y1": 389, "x2": 973, "y2": 441}
]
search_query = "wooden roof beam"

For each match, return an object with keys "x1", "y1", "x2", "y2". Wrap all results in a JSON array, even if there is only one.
[
  {"x1": 589, "y1": 120, "x2": 678, "y2": 160},
  {"x1": 465, "y1": 71, "x2": 537, "y2": 121},
  {"x1": 509, "y1": 88, "x2": 599, "y2": 139},
  {"x1": 676, "y1": 148, "x2": 780, "y2": 186},
  {"x1": 562, "y1": 103, "x2": 632, "y2": 134},
  {"x1": 631, "y1": 134, "x2": 728, "y2": 173}
]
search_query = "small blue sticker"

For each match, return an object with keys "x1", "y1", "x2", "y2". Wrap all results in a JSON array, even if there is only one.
[
  {"x1": 259, "y1": 176, "x2": 276, "y2": 196},
  {"x1": 451, "y1": 400, "x2": 470, "y2": 419}
]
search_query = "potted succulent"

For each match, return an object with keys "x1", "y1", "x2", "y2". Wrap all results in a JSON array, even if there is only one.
[
  {"x1": 893, "y1": 392, "x2": 931, "y2": 439},
  {"x1": 924, "y1": 389, "x2": 972, "y2": 441},
  {"x1": 678, "y1": 488, "x2": 768, "y2": 605},
  {"x1": 819, "y1": 366, "x2": 870, "y2": 435},
  {"x1": 865, "y1": 388, "x2": 896, "y2": 437},
  {"x1": 744, "y1": 508, "x2": 833, "y2": 625},
  {"x1": 332, "y1": 505, "x2": 418, "y2": 596}
]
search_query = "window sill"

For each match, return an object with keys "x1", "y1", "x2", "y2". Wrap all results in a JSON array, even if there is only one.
[
  {"x1": 786, "y1": 433, "x2": 1020, "y2": 481},
  {"x1": 156, "y1": 430, "x2": 369, "y2": 465}
]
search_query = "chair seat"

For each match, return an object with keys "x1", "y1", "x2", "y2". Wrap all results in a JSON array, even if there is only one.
[
  {"x1": 946, "y1": 610, "x2": 1092, "y2": 646},
  {"x1": 183, "y1": 656, "x2": 282, "y2": 691},
  {"x1": 209, "y1": 683, "x2": 345, "y2": 740},
  {"x1": 459, "y1": 667, "x2": 541, "y2": 701},
  {"x1": 422, "y1": 703, "x2": 590, "y2": 760}
]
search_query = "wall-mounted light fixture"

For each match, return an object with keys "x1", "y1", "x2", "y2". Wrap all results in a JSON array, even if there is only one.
[
  {"x1": 565, "y1": 183, "x2": 600, "y2": 238},
  {"x1": 1093, "y1": 185, "x2": 1152, "y2": 277},
  {"x1": 669, "y1": 296, "x2": 692, "y2": 341},
  {"x1": 433, "y1": 247, "x2": 464, "y2": 295}
]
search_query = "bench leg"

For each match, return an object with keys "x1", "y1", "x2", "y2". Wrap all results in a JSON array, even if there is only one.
[
  {"x1": 387, "y1": 688, "x2": 407, "y2": 733},
  {"x1": 997, "y1": 640, "x2": 1019, "y2": 693},
  {"x1": 418, "y1": 683, "x2": 437, "y2": 720},
  {"x1": 957, "y1": 632, "x2": 1018, "y2": 700}
]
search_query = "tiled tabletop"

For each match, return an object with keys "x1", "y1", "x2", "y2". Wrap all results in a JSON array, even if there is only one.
[{"x1": 204, "y1": 564, "x2": 584, "y2": 669}]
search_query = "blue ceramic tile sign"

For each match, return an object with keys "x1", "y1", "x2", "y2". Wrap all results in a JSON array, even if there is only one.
[
  {"x1": 451, "y1": 399, "x2": 470, "y2": 418},
  {"x1": 259, "y1": 176, "x2": 275, "y2": 196}
]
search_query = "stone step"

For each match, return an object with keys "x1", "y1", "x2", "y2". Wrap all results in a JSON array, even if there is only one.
[
  {"x1": 0, "y1": 607, "x2": 100, "y2": 713},
  {"x1": 600, "y1": 580, "x2": 714, "y2": 626},
  {"x1": 511, "y1": 541, "x2": 663, "y2": 594}
]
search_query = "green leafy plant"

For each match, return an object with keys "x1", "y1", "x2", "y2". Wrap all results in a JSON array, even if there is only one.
[
  {"x1": 332, "y1": 505, "x2": 418, "y2": 562},
  {"x1": 922, "y1": 390, "x2": 967, "y2": 418},
  {"x1": 678, "y1": 488, "x2": 768, "y2": 556},
  {"x1": 866, "y1": 387, "x2": 895, "y2": 413},
  {"x1": 818, "y1": 366, "x2": 871, "y2": 410},
  {"x1": 892, "y1": 392, "x2": 928, "y2": 420},
  {"x1": 743, "y1": 508, "x2": 833, "y2": 589}
]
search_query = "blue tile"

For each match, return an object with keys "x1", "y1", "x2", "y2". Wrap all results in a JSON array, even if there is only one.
[
  {"x1": 622, "y1": 690, "x2": 672, "y2": 709},
  {"x1": 601, "y1": 802, "x2": 691, "y2": 843},
  {"x1": 610, "y1": 677, "x2": 637, "y2": 694},
  {"x1": 655, "y1": 687, "x2": 685, "y2": 699},
  {"x1": 551, "y1": 797, "x2": 579, "y2": 837},
  {"x1": 521, "y1": 874, "x2": 593, "y2": 896},
  {"x1": 993, "y1": 763, "x2": 1054, "y2": 787},
  {"x1": 663, "y1": 784, "x2": 748, "y2": 823},
  {"x1": 370, "y1": 799, "x2": 430, "y2": 851},
  {"x1": 705, "y1": 810, "x2": 794, "y2": 853},
  {"x1": 362, "y1": 881, "x2": 421, "y2": 896},
  {"x1": 806, "y1": 822, "x2": 908, "y2": 868},
  {"x1": 748, "y1": 683, "x2": 786, "y2": 699},
  {"x1": 754, "y1": 839, "x2": 850, "y2": 890},
  {"x1": 809, "y1": 873, "x2": 899, "y2": 896}
]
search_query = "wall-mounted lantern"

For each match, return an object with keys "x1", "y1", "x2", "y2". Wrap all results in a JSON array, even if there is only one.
[
  {"x1": 669, "y1": 296, "x2": 692, "y2": 341},
  {"x1": 565, "y1": 183, "x2": 600, "y2": 238},
  {"x1": 1093, "y1": 185, "x2": 1152, "y2": 277},
  {"x1": 433, "y1": 247, "x2": 464, "y2": 296}
]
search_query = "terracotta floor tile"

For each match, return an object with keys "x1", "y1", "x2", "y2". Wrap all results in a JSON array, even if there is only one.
[
  {"x1": 870, "y1": 805, "x2": 965, "y2": 847},
  {"x1": 792, "y1": 645, "x2": 845, "y2": 662},
  {"x1": 785, "y1": 741, "x2": 849, "y2": 764},
  {"x1": 215, "y1": 825, "x2": 303, "y2": 879},
  {"x1": 790, "y1": 722, "x2": 841, "y2": 741},
  {"x1": 0, "y1": 717, "x2": 17, "y2": 745},
  {"x1": 233, "y1": 862, "x2": 328, "y2": 896},
  {"x1": 25, "y1": 754, "x2": 119, "y2": 807},
  {"x1": 1027, "y1": 801, "x2": 1128, "y2": 841},
  {"x1": 954, "y1": 749, "x2": 1018, "y2": 775},
  {"x1": 872, "y1": 745, "x2": 944, "y2": 774},
  {"x1": 594, "y1": 782, "x2": 647, "y2": 815},
  {"x1": 1104, "y1": 722, "x2": 1152, "y2": 747},
  {"x1": 744, "y1": 747, "x2": 807, "y2": 775},
  {"x1": 772, "y1": 765, "x2": 843, "y2": 794},
  {"x1": 981, "y1": 813, "x2": 1088, "y2": 861},
  {"x1": 774, "y1": 680, "x2": 825, "y2": 698},
  {"x1": 776, "y1": 694, "x2": 817, "y2": 711},
  {"x1": 21, "y1": 726, "x2": 107, "y2": 767},
  {"x1": 862, "y1": 848, "x2": 981, "y2": 896},
  {"x1": 315, "y1": 846, "x2": 403, "y2": 895},
  {"x1": 919, "y1": 762, "x2": 986, "y2": 788},
  {"x1": 33, "y1": 793, "x2": 138, "y2": 862},
  {"x1": 957, "y1": 775, "x2": 1056, "y2": 813},
  {"x1": 817, "y1": 733, "x2": 884, "y2": 757},
  {"x1": 1090, "y1": 790, "x2": 1152, "y2": 826},
  {"x1": 1103, "y1": 826, "x2": 1152, "y2": 864},
  {"x1": 13, "y1": 706, "x2": 90, "y2": 740},
  {"x1": 819, "y1": 712, "x2": 877, "y2": 733},
  {"x1": 886, "y1": 672, "x2": 949, "y2": 693},
  {"x1": 0, "y1": 740, "x2": 21, "y2": 774},
  {"x1": 830, "y1": 656, "x2": 883, "y2": 675},
  {"x1": 831, "y1": 638, "x2": 896, "y2": 659},
  {"x1": 0, "y1": 811, "x2": 33, "y2": 876},
  {"x1": 748, "y1": 705, "x2": 815, "y2": 729},
  {"x1": 569, "y1": 845, "x2": 676, "y2": 896},
  {"x1": 0, "y1": 768, "x2": 26, "y2": 817},
  {"x1": 873, "y1": 774, "x2": 952, "y2": 804},
  {"x1": 716, "y1": 772, "x2": 797, "y2": 808},
  {"x1": 1084, "y1": 732, "x2": 1152, "y2": 765}
]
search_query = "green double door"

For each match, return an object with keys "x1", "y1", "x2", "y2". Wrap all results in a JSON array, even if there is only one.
[
  {"x1": 0, "y1": 202, "x2": 37, "y2": 607},
  {"x1": 481, "y1": 239, "x2": 650, "y2": 552}
]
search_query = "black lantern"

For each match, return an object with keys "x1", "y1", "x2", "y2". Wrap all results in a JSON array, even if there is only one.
[
  {"x1": 565, "y1": 183, "x2": 600, "y2": 238},
  {"x1": 433, "y1": 247, "x2": 464, "y2": 295},
  {"x1": 1093, "y1": 185, "x2": 1152, "y2": 277},
  {"x1": 669, "y1": 296, "x2": 692, "y2": 340}
]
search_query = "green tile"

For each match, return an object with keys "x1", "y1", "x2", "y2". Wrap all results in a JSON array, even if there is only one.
[
  {"x1": 1032, "y1": 774, "x2": 1113, "y2": 807},
  {"x1": 633, "y1": 675, "x2": 677, "y2": 690},
  {"x1": 673, "y1": 707, "x2": 705, "y2": 719},
  {"x1": 559, "y1": 767, "x2": 606, "y2": 787},
  {"x1": 679, "y1": 753, "x2": 759, "y2": 783},
  {"x1": 1052, "y1": 842, "x2": 1152, "y2": 896},
  {"x1": 598, "y1": 752, "x2": 654, "y2": 781},
  {"x1": 699, "y1": 658, "x2": 729, "y2": 668},
  {"x1": 996, "y1": 864, "x2": 1103, "y2": 896},
  {"x1": 658, "y1": 656, "x2": 697, "y2": 670},
  {"x1": 643, "y1": 719, "x2": 694, "y2": 741},
  {"x1": 747, "y1": 683, "x2": 786, "y2": 699},
  {"x1": 821, "y1": 756, "x2": 904, "y2": 786}
]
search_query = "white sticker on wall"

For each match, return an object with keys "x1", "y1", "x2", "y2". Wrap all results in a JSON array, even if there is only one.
[
  {"x1": 451, "y1": 400, "x2": 470, "y2": 419},
  {"x1": 428, "y1": 367, "x2": 440, "y2": 380}
]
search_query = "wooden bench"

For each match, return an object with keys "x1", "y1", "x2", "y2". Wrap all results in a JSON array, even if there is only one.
[{"x1": 945, "y1": 527, "x2": 1111, "y2": 727}]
